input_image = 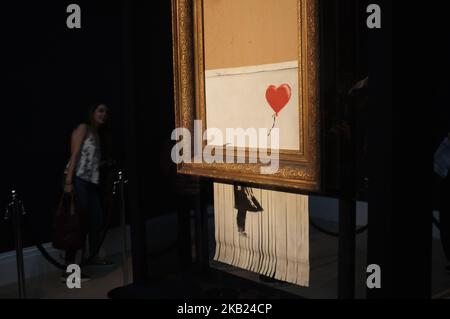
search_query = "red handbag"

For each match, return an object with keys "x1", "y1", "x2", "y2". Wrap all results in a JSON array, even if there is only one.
[{"x1": 52, "y1": 192, "x2": 86, "y2": 250}]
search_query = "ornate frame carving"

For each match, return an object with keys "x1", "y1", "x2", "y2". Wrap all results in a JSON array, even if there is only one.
[{"x1": 172, "y1": 0, "x2": 320, "y2": 191}]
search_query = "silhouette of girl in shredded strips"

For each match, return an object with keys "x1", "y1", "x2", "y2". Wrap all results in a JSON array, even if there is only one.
[{"x1": 233, "y1": 185, "x2": 263, "y2": 237}]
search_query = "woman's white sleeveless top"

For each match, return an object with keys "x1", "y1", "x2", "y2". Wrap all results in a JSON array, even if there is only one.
[{"x1": 75, "y1": 133, "x2": 101, "y2": 184}]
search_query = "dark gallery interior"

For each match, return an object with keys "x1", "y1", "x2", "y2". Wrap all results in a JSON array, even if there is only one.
[{"x1": 0, "y1": 0, "x2": 446, "y2": 303}]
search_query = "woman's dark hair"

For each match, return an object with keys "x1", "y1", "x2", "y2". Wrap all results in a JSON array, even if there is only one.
[
  {"x1": 86, "y1": 102, "x2": 108, "y2": 128},
  {"x1": 85, "y1": 102, "x2": 112, "y2": 161}
]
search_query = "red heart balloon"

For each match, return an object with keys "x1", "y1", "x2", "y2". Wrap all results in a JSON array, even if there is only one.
[{"x1": 265, "y1": 84, "x2": 292, "y2": 115}]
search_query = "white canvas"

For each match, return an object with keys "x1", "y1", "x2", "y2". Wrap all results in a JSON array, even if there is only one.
[{"x1": 205, "y1": 61, "x2": 301, "y2": 151}]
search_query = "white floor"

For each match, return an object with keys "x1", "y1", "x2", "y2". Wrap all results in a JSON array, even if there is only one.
[
  {"x1": 0, "y1": 217, "x2": 449, "y2": 299},
  {"x1": 0, "y1": 254, "x2": 132, "y2": 299}
]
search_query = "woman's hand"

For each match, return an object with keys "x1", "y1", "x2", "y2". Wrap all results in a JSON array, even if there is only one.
[{"x1": 64, "y1": 183, "x2": 73, "y2": 194}]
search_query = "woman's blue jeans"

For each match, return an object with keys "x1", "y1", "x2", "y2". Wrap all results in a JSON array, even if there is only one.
[{"x1": 66, "y1": 176, "x2": 103, "y2": 263}]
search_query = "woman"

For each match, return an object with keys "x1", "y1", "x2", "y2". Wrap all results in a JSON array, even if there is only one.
[{"x1": 63, "y1": 102, "x2": 112, "y2": 280}]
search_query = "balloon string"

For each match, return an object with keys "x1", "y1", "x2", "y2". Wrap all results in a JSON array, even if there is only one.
[{"x1": 268, "y1": 113, "x2": 277, "y2": 137}]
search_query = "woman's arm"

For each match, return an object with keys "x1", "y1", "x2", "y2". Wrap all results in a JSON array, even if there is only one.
[{"x1": 64, "y1": 124, "x2": 87, "y2": 193}]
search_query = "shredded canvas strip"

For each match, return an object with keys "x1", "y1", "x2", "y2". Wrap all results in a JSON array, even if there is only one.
[{"x1": 213, "y1": 183, "x2": 309, "y2": 287}]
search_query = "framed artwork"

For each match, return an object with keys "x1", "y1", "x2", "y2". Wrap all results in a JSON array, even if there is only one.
[{"x1": 172, "y1": 0, "x2": 320, "y2": 191}]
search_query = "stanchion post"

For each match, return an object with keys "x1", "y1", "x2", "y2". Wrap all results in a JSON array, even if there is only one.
[
  {"x1": 7, "y1": 190, "x2": 27, "y2": 299},
  {"x1": 338, "y1": 198, "x2": 356, "y2": 299},
  {"x1": 194, "y1": 180, "x2": 209, "y2": 273},
  {"x1": 337, "y1": 88, "x2": 358, "y2": 299},
  {"x1": 114, "y1": 171, "x2": 129, "y2": 285}
]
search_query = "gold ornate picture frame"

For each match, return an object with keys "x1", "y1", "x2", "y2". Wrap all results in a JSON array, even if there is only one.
[{"x1": 171, "y1": 0, "x2": 320, "y2": 191}]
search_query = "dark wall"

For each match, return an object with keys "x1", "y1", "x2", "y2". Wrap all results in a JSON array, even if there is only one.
[
  {"x1": 320, "y1": 0, "x2": 368, "y2": 198},
  {"x1": 431, "y1": 22, "x2": 450, "y2": 151},
  {"x1": 0, "y1": 1, "x2": 127, "y2": 252},
  {"x1": 131, "y1": 1, "x2": 179, "y2": 217}
]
